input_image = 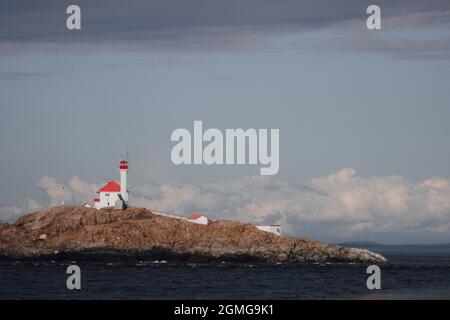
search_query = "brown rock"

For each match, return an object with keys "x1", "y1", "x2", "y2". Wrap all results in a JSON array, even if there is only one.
[{"x1": 0, "y1": 206, "x2": 388, "y2": 264}]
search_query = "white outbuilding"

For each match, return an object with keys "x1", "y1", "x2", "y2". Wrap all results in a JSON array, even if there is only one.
[{"x1": 186, "y1": 214, "x2": 209, "y2": 225}]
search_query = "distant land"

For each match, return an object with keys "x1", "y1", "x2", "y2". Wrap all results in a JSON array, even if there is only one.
[{"x1": 338, "y1": 241, "x2": 450, "y2": 253}]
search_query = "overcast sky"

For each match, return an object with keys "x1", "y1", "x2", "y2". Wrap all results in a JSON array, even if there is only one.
[{"x1": 1, "y1": 1, "x2": 450, "y2": 243}]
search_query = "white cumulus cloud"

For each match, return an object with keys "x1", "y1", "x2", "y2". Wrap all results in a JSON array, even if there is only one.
[{"x1": 3, "y1": 169, "x2": 450, "y2": 241}]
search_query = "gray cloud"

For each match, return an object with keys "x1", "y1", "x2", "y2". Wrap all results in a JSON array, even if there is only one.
[
  {"x1": 1, "y1": 0, "x2": 449, "y2": 56},
  {"x1": 0, "y1": 198, "x2": 42, "y2": 223},
  {"x1": 0, "y1": 72, "x2": 52, "y2": 80},
  {"x1": 36, "y1": 176, "x2": 99, "y2": 206},
  {"x1": 0, "y1": 204, "x2": 23, "y2": 223},
  {"x1": 318, "y1": 10, "x2": 450, "y2": 59}
]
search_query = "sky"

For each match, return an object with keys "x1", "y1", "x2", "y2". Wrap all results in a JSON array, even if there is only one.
[{"x1": 1, "y1": 0, "x2": 450, "y2": 243}]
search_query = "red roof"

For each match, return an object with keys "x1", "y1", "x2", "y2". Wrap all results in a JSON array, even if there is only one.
[
  {"x1": 97, "y1": 181, "x2": 120, "y2": 193},
  {"x1": 187, "y1": 214, "x2": 205, "y2": 220}
]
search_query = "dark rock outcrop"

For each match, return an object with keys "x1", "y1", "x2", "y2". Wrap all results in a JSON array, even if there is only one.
[{"x1": 0, "y1": 206, "x2": 388, "y2": 264}]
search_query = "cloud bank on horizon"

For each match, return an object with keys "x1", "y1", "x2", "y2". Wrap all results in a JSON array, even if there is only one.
[{"x1": 2, "y1": 168, "x2": 450, "y2": 243}]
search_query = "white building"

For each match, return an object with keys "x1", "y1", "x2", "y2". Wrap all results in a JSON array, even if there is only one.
[
  {"x1": 94, "y1": 159, "x2": 129, "y2": 210},
  {"x1": 256, "y1": 225, "x2": 282, "y2": 236},
  {"x1": 187, "y1": 214, "x2": 209, "y2": 225}
]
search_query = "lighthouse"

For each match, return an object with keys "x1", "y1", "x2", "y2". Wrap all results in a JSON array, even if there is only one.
[
  {"x1": 94, "y1": 158, "x2": 129, "y2": 210},
  {"x1": 119, "y1": 159, "x2": 129, "y2": 203}
]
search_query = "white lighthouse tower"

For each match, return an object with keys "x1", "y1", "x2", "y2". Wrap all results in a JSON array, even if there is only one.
[{"x1": 119, "y1": 159, "x2": 129, "y2": 204}]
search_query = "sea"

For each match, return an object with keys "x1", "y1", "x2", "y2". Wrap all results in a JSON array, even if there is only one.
[{"x1": 1, "y1": 251, "x2": 450, "y2": 300}]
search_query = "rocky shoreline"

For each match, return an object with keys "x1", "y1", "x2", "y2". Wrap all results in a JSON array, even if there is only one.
[{"x1": 0, "y1": 206, "x2": 388, "y2": 265}]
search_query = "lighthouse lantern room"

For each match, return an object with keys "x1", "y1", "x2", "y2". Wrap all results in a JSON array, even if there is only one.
[{"x1": 94, "y1": 159, "x2": 129, "y2": 210}]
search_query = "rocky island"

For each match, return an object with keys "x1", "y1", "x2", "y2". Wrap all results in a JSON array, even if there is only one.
[{"x1": 0, "y1": 206, "x2": 388, "y2": 264}]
